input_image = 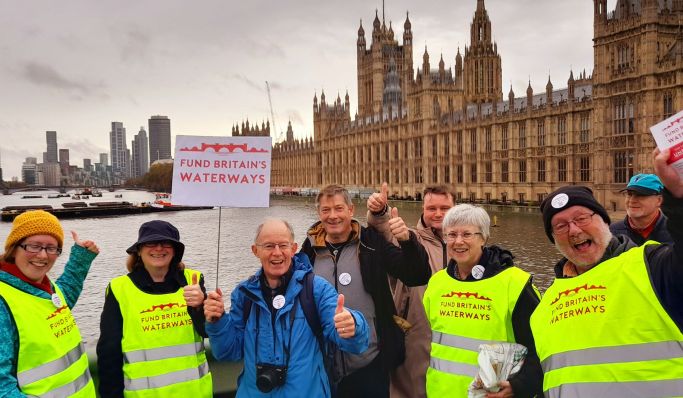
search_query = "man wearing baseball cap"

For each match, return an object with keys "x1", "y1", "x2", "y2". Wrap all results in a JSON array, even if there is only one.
[
  {"x1": 610, "y1": 173, "x2": 673, "y2": 244},
  {"x1": 530, "y1": 149, "x2": 683, "y2": 397}
]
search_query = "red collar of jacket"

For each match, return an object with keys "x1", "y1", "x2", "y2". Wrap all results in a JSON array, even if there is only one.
[
  {"x1": 0, "y1": 261, "x2": 53, "y2": 294},
  {"x1": 628, "y1": 210, "x2": 661, "y2": 239}
]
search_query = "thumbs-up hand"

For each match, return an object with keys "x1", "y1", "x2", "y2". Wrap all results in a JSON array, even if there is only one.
[
  {"x1": 204, "y1": 288, "x2": 224, "y2": 323},
  {"x1": 388, "y1": 207, "x2": 409, "y2": 242},
  {"x1": 72, "y1": 231, "x2": 99, "y2": 254},
  {"x1": 335, "y1": 294, "x2": 345, "y2": 314},
  {"x1": 333, "y1": 294, "x2": 356, "y2": 339},
  {"x1": 367, "y1": 182, "x2": 389, "y2": 213},
  {"x1": 183, "y1": 273, "x2": 205, "y2": 308}
]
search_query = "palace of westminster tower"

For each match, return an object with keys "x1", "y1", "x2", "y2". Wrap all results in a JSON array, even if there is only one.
[{"x1": 237, "y1": 0, "x2": 683, "y2": 210}]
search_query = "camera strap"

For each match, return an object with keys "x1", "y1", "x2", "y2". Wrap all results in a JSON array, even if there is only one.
[{"x1": 254, "y1": 302, "x2": 297, "y2": 368}]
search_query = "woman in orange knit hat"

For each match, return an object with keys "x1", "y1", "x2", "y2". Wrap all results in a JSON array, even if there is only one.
[{"x1": 0, "y1": 210, "x2": 99, "y2": 397}]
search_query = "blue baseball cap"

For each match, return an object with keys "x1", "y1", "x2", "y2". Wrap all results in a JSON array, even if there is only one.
[{"x1": 621, "y1": 173, "x2": 664, "y2": 196}]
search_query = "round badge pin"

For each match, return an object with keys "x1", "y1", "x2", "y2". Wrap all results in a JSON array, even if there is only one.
[
  {"x1": 551, "y1": 193, "x2": 569, "y2": 209},
  {"x1": 338, "y1": 272, "x2": 352, "y2": 286},
  {"x1": 272, "y1": 295, "x2": 286, "y2": 310},
  {"x1": 471, "y1": 265, "x2": 485, "y2": 280},
  {"x1": 51, "y1": 293, "x2": 62, "y2": 308}
]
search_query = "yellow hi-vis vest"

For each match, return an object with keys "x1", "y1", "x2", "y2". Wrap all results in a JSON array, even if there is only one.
[
  {"x1": 423, "y1": 266, "x2": 532, "y2": 397},
  {"x1": 530, "y1": 242, "x2": 683, "y2": 398},
  {"x1": 0, "y1": 280, "x2": 94, "y2": 397},
  {"x1": 109, "y1": 268, "x2": 212, "y2": 398}
]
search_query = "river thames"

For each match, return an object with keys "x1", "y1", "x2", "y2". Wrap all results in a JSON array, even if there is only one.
[{"x1": 0, "y1": 190, "x2": 562, "y2": 348}]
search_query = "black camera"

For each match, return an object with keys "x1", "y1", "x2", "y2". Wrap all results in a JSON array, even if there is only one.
[{"x1": 256, "y1": 363, "x2": 287, "y2": 392}]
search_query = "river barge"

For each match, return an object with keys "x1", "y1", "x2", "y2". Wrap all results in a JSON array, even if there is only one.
[{"x1": 1, "y1": 202, "x2": 213, "y2": 222}]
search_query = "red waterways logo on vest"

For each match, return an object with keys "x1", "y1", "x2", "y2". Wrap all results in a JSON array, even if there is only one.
[
  {"x1": 548, "y1": 284, "x2": 606, "y2": 325},
  {"x1": 46, "y1": 305, "x2": 77, "y2": 339},
  {"x1": 139, "y1": 302, "x2": 193, "y2": 332},
  {"x1": 439, "y1": 291, "x2": 492, "y2": 321}
]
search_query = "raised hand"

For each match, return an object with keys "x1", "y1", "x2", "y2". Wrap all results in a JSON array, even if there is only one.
[
  {"x1": 183, "y1": 273, "x2": 205, "y2": 308},
  {"x1": 367, "y1": 182, "x2": 389, "y2": 213},
  {"x1": 71, "y1": 231, "x2": 99, "y2": 254},
  {"x1": 388, "y1": 207, "x2": 410, "y2": 241},
  {"x1": 654, "y1": 148, "x2": 683, "y2": 198},
  {"x1": 333, "y1": 294, "x2": 356, "y2": 339},
  {"x1": 204, "y1": 288, "x2": 224, "y2": 323}
]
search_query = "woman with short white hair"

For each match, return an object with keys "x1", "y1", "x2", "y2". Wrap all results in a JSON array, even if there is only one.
[{"x1": 423, "y1": 204, "x2": 542, "y2": 398}]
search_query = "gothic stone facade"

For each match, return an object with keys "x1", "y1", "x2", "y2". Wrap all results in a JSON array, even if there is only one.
[{"x1": 265, "y1": 0, "x2": 683, "y2": 210}]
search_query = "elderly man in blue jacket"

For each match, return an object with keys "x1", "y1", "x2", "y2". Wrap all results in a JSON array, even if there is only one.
[{"x1": 204, "y1": 218, "x2": 369, "y2": 397}]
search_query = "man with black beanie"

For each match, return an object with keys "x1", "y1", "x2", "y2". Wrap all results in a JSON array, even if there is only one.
[{"x1": 529, "y1": 149, "x2": 683, "y2": 397}]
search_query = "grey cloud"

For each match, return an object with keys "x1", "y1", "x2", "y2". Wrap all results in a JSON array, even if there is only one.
[
  {"x1": 285, "y1": 110, "x2": 304, "y2": 125},
  {"x1": 242, "y1": 38, "x2": 286, "y2": 59},
  {"x1": 22, "y1": 62, "x2": 108, "y2": 99},
  {"x1": 120, "y1": 27, "x2": 151, "y2": 61},
  {"x1": 24, "y1": 62, "x2": 87, "y2": 91},
  {"x1": 1, "y1": 146, "x2": 37, "y2": 160},
  {"x1": 231, "y1": 74, "x2": 264, "y2": 92},
  {"x1": 267, "y1": 81, "x2": 284, "y2": 91},
  {"x1": 62, "y1": 138, "x2": 107, "y2": 157}
]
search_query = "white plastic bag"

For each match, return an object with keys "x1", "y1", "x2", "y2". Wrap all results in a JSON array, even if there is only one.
[{"x1": 467, "y1": 342, "x2": 527, "y2": 398}]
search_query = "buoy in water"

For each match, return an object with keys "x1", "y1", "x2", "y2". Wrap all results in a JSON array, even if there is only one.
[{"x1": 492, "y1": 215, "x2": 499, "y2": 227}]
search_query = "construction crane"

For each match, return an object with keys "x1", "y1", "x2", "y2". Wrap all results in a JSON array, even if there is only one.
[{"x1": 265, "y1": 81, "x2": 283, "y2": 143}]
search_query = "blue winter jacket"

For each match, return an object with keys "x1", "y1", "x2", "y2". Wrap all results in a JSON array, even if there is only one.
[
  {"x1": 206, "y1": 253, "x2": 369, "y2": 398},
  {"x1": 0, "y1": 244, "x2": 97, "y2": 398}
]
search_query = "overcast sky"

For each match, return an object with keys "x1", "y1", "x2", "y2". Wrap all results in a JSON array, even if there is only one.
[{"x1": 0, "y1": 0, "x2": 615, "y2": 180}]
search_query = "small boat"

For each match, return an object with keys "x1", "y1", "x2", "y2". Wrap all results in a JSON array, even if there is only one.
[
  {"x1": 153, "y1": 199, "x2": 173, "y2": 207},
  {"x1": 114, "y1": 194, "x2": 123, "y2": 198},
  {"x1": 62, "y1": 202, "x2": 88, "y2": 208},
  {"x1": 89, "y1": 201, "x2": 131, "y2": 207},
  {"x1": 2, "y1": 202, "x2": 212, "y2": 221},
  {"x1": 2, "y1": 205, "x2": 53, "y2": 211}
]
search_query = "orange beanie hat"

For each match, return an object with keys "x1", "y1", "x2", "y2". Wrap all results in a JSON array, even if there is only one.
[{"x1": 4, "y1": 210, "x2": 64, "y2": 253}]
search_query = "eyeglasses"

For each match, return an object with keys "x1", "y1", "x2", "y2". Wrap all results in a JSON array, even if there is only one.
[
  {"x1": 445, "y1": 232, "x2": 483, "y2": 242},
  {"x1": 622, "y1": 191, "x2": 653, "y2": 199},
  {"x1": 19, "y1": 243, "x2": 62, "y2": 256},
  {"x1": 256, "y1": 242, "x2": 293, "y2": 251},
  {"x1": 551, "y1": 212, "x2": 596, "y2": 235},
  {"x1": 142, "y1": 241, "x2": 174, "y2": 248}
]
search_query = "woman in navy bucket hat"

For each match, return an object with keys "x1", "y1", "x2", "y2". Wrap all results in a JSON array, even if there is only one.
[
  {"x1": 97, "y1": 220, "x2": 213, "y2": 397},
  {"x1": 125, "y1": 220, "x2": 186, "y2": 264}
]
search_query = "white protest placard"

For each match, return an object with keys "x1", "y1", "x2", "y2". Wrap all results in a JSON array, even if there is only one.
[
  {"x1": 649, "y1": 110, "x2": 683, "y2": 179},
  {"x1": 171, "y1": 135, "x2": 272, "y2": 207}
]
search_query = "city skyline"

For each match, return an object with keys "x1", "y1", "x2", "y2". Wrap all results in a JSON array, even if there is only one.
[{"x1": 0, "y1": 0, "x2": 600, "y2": 179}]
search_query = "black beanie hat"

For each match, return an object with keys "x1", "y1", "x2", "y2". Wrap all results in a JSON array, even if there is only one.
[{"x1": 540, "y1": 186, "x2": 611, "y2": 243}]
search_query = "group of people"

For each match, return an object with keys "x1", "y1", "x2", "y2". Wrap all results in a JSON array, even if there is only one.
[
  {"x1": 0, "y1": 149, "x2": 681, "y2": 397},
  {"x1": 0, "y1": 211, "x2": 213, "y2": 398}
]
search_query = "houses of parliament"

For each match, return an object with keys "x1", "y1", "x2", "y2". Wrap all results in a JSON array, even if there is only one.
[{"x1": 232, "y1": 0, "x2": 683, "y2": 210}]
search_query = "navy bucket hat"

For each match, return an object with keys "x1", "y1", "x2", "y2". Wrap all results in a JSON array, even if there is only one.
[{"x1": 126, "y1": 220, "x2": 185, "y2": 261}]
